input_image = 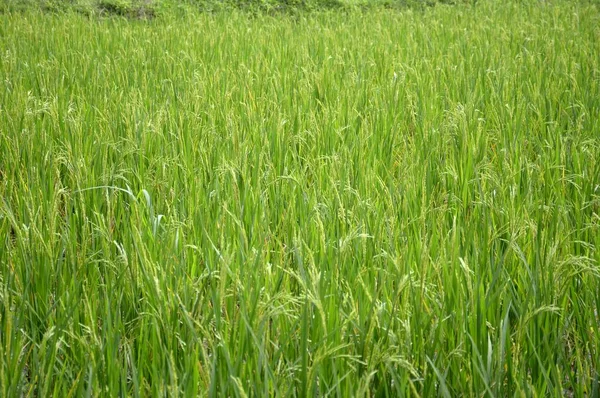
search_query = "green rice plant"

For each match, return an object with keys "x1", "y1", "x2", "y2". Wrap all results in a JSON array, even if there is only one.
[{"x1": 0, "y1": 1, "x2": 599, "y2": 396}]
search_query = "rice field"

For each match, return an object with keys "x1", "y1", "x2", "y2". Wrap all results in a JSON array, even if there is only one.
[{"x1": 1, "y1": 1, "x2": 599, "y2": 396}]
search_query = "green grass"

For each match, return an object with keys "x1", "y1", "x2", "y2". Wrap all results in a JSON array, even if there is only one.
[{"x1": 1, "y1": 1, "x2": 599, "y2": 396}]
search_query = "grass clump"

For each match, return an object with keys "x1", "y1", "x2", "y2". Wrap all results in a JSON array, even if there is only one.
[
  {"x1": 96, "y1": 0, "x2": 156, "y2": 18},
  {"x1": 1, "y1": 0, "x2": 599, "y2": 396}
]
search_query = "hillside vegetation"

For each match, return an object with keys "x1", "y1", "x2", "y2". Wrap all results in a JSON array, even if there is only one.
[{"x1": 0, "y1": 0, "x2": 476, "y2": 15}]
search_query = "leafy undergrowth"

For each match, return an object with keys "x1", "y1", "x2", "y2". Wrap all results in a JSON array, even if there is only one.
[{"x1": 0, "y1": 0, "x2": 476, "y2": 17}]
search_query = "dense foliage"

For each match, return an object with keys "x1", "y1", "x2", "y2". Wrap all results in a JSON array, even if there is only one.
[{"x1": 0, "y1": 0, "x2": 476, "y2": 15}]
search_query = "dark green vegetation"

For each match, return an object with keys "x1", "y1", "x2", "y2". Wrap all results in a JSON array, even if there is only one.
[
  {"x1": 0, "y1": 0, "x2": 474, "y2": 16},
  {"x1": 1, "y1": 1, "x2": 600, "y2": 396}
]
